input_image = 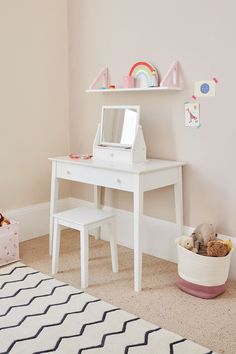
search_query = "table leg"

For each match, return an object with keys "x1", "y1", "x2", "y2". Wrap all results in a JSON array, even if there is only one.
[
  {"x1": 49, "y1": 161, "x2": 59, "y2": 256},
  {"x1": 174, "y1": 166, "x2": 183, "y2": 236},
  {"x1": 93, "y1": 185, "x2": 101, "y2": 240},
  {"x1": 80, "y1": 227, "x2": 89, "y2": 289},
  {"x1": 133, "y1": 179, "x2": 143, "y2": 292}
]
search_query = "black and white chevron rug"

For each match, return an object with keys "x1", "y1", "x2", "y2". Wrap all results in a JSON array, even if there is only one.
[{"x1": 0, "y1": 262, "x2": 217, "y2": 354}]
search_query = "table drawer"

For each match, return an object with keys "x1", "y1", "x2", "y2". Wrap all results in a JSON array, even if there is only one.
[
  {"x1": 56, "y1": 162, "x2": 136, "y2": 192},
  {"x1": 56, "y1": 162, "x2": 79, "y2": 181}
]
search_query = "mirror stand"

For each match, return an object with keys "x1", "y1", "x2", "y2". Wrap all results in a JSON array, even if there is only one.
[{"x1": 93, "y1": 123, "x2": 146, "y2": 164}]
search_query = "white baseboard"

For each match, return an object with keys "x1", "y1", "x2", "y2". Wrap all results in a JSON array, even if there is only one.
[
  {"x1": 6, "y1": 197, "x2": 236, "y2": 280},
  {"x1": 5, "y1": 199, "x2": 71, "y2": 242}
]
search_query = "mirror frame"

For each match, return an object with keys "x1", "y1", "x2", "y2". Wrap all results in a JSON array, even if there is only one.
[{"x1": 100, "y1": 105, "x2": 140, "y2": 148}]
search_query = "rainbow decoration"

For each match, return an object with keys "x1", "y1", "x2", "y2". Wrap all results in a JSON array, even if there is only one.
[{"x1": 129, "y1": 61, "x2": 159, "y2": 88}]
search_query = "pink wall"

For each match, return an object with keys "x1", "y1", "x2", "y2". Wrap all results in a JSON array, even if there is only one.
[
  {"x1": 67, "y1": 0, "x2": 236, "y2": 237},
  {"x1": 0, "y1": 0, "x2": 70, "y2": 209}
]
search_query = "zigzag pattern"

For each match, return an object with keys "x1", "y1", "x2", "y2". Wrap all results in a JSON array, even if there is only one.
[
  {"x1": 0, "y1": 277, "x2": 53, "y2": 299},
  {"x1": 0, "y1": 290, "x2": 84, "y2": 330},
  {"x1": 0, "y1": 271, "x2": 39, "y2": 290},
  {"x1": 124, "y1": 327, "x2": 161, "y2": 353},
  {"x1": 78, "y1": 317, "x2": 140, "y2": 353},
  {"x1": 2, "y1": 299, "x2": 103, "y2": 353},
  {"x1": 0, "y1": 283, "x2": 68, "y2": 317},
  {"x1": 0, "y1": 265, "x2": 27, "y2": 277},
  {"x1": 33, "y1": 308, "x2": 120, "y2": 354},
  {"x1": 170, "y1": 338, "x2": 187, "y2": 353},
  {"x1": 0, "y1": 263, "x2": 217, "y2": 354}
]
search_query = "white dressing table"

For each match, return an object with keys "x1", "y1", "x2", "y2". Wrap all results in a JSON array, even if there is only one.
[{"x1": 49, "y1": 156, "x2": 184, "y2": 291}]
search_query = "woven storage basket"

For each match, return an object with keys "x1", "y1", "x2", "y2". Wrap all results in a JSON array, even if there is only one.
[{"x1": 176, "y1": 244, "x2": 233, "y2": 298}]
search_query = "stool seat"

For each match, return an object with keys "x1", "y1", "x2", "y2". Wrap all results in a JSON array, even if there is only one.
[
  {"x1": 51, "y1": 206, "x2": 118, "y2": 289},
  {"x1": 54, "y1": 207, "x2": 115, "y2": 227}
]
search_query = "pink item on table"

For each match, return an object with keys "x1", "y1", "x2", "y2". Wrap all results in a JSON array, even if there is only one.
[
  {"x1": 0, "y1": 220, "x2": 20, "y2": 267},
  {"x1": 123, "y1": 75, "x2": 135, "y2": 88}
]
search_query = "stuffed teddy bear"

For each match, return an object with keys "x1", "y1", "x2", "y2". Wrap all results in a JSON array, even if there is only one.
[
  {"x1": 192, "y1": 223, "x2": 217, "y2": 253},
  {"x1": 175, "y1": 235, "x2": 197, "y2": 252},
  {"x1": 0, "y1": 213, "x2": 10, "y2": 227},
  {"x1": 207, "y1": 239, "x2": 232, "y2": 257}
]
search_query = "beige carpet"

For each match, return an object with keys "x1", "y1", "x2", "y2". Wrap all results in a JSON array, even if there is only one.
[{"x1": 20, "y1": 230, "x2": 236, "y2": 354}]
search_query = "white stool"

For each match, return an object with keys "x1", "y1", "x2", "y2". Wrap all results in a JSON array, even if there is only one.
[{"x1": 51, "y1": 206, "x2": 118, "y2": 289}]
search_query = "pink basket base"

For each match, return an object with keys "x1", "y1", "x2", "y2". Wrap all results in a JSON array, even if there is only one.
[{"x1": 176, "y1": 276, "x2": 227, "y2": 299}]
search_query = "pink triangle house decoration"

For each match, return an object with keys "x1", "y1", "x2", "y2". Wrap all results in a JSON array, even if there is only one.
[
  {"x1": 89, "y1": 66, "x2": 110, "y2": 90},
  {"x1": 160, "y1": 61, "x2": 180, "y2": 88}
]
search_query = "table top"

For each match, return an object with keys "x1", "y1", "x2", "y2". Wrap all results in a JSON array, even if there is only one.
[{"x1": 49, "y1": 156, "x2": 185, "y2": 174}]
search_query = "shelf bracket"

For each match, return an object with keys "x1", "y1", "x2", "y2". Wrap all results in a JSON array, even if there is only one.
[
  {"x1": 89, "y1": 66, "x2": 110, "y2": 90},
  {"x1": 160, "y1": 61, "x2": 180, "y2": 89}
]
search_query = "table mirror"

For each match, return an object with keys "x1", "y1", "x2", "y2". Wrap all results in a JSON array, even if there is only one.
[
  {"x1": 93, "y1": 105, "x2": 146, "y2": 164},
  {"x1": 100, "y1": 105, "x2": 140, "y2": 148}
]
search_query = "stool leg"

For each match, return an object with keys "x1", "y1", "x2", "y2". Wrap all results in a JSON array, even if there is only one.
[
  {"x1": 80, "y1": 228, "x2": 89, "y2": 289},
  {"x1": 52, "y1": 219, "x2": 61, "y2": 274},
  {"x1": 108, "y1": 220, "x2": 118, "y2": 273}
]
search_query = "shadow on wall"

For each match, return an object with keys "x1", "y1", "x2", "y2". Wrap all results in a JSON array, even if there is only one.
[
  {"x1": 183, "y1": 165, "x2": 226, "y2": 232},
  {"x1": 141, "y1": 95, "x2": 177, "y2": 160}
]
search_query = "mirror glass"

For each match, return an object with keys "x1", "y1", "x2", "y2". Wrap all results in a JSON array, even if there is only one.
[{"x1": 100, "y1": 106, "x2": 140, "y2": 147}]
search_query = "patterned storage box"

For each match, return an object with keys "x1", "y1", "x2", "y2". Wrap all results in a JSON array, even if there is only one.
[{"x1": 0, "y1": 220, "x2": 20, "y2": 267}]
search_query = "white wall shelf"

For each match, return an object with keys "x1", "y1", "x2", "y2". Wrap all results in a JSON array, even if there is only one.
[
  {"x1": 86, "y1": 86, "x2": 182, "y2": 93},
  {"x1": 87, "y1": 61, "x2": 182, "y2": 93}
]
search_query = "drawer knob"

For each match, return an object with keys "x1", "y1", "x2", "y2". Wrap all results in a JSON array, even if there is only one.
[
  {"x1": 117, "y1": 178, "x2": 121, "y2": 184},
  {"x1": 66, "y1": 170, "x2": 71, "y2": 175}
]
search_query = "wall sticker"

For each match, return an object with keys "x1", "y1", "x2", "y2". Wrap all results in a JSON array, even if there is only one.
[
  {"x1": 185, "y1": 102, "x2": 200, "y2": 127},
  {"x1": 192, "y1": 78, "x2": 218, "y2": 99}
]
